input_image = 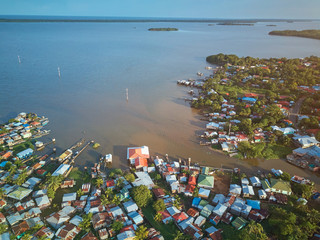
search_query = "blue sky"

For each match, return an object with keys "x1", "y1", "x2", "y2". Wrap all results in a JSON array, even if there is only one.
[{"x1": 1, "y1": 0, "x2": 320, "y2": 19}]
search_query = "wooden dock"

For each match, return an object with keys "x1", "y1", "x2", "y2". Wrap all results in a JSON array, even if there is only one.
[{"x1": 70, "y1": 140, "x2": 93, "y2": 164}]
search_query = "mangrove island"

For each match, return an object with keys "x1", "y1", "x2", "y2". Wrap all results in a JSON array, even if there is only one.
[
  {"x1": 269, "y1": 29, "x2": 320, "y2": 40},
  {"x1": 148, "y1": 27, "x2": 178, "y2": 31}
]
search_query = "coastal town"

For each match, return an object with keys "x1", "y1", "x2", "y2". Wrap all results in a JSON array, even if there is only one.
[
  {"x1": 178, "y1": 54, "x2": 320, "y2": 174},
  {"x1": 0, "y1": 112, "x2": 320, "y2": 240}
]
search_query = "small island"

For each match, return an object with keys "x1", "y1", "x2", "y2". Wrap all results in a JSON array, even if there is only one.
[
  {"x1": 148, "y1": 27, "x2": 178, "y2": 31},
  {"x1": 269, "y1": 29, "x2": 320, "y2": 40},
  {"x1": 217, "y1": 23, "x2": 254, "y2": 26}
]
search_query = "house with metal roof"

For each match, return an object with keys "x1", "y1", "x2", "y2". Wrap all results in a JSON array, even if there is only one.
[
  {"x1": 117, "y1": 230, "x2": 135, "y2": 240},
  {"x1": 7, "y1": 187, "x2": 32, "y2": 201},
  {"x1": 198, "y1": 188, "x2": 210, "y2": 199},
  {"x1": 123, "y1": 200, "x2": 138, "y2": 213},
  {"x1": 200, "y1": 204, "x2": 214, "y2": 218},
  {"x1": 128, "y1": 211, "x2": 143, "y2": 225},
  {"x1": 132, "y1": 172, "x2": 154, "y2": 189},
  {"x1": 270, "y1": 178, "x2": 292, "y2": 195},
  {"x1": 212, "y1": 194, "x2": 226, "y2": 206},
  {"x1": 35, "y1": 195, "x2": 51, "y2": 209},
  {"x1": 52, "y1": 164, "x2": 71, "y2": 177},
  {"x1": 249, "y1": 176, "x2": 261, "y2": 187},
  {"x1": 261, "y1": 179, "x2": 271, "y2": 192},
  {"x1": 197, "y1": 174, "x2": 214, "y2": 189},
  {"x1": 16, "y1": 148, "x2": 33, "y2": 159},
  {"x1": 232, "y1": 217, "x2": 248, "y2": 230},
  {"x1": 212, "y1": 203, "x2": 227, "y2": 217}
]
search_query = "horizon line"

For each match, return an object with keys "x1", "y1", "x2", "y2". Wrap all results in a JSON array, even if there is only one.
[{"x1": 0, "y1": 14, "x2": 320, "y2": 21}]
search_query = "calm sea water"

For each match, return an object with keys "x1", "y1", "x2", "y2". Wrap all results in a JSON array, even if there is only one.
[{"x1": 1, "y1": 20, "x2": 320, "y2": 181}]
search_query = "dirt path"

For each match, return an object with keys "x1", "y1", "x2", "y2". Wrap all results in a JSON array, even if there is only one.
[{"x1": 288, "y1": 97, "x2": 306, "y2": 127}]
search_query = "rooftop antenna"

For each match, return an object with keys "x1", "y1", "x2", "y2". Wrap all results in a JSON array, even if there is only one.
[
  {"x1": 17, "y1": 55, "x2": 21, "y2": 64},
  {"x1": 126, "y1": 88, "x2": 129, "y2": 102},
  {"x1": 58, "y1": 67, "x2": 61, "y2": 79}
]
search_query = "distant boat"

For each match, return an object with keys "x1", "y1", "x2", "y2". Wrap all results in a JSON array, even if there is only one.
[
  {"x1": 58, "y1": 67, "x2": 61, "y2": 78},
  {"x1": 197, "y1": 72, "x2": 204, "y2": 76},
  {"x1": 126, "y1": 88, "x2": 128, "y2": 102},
  {"x1": 18, "y1": 55, "x2": 21, "y2": 64}
]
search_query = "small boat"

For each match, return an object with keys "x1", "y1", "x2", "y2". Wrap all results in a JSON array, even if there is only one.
[
  {"x1": 41, "y1": 120, "x2": 49, "y2": 126},
  {"x1": 197, "y1": 72, "x2": 204, "y2": 77},
  {"x1": 205, "y1": 66, "x2": 213, "y2": 70}
]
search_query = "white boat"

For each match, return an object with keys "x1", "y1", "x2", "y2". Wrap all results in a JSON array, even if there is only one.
[{"x1": 197, "y1": 72, "x2": 204, "y2": 76}]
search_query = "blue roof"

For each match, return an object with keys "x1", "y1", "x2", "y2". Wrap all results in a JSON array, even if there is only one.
[
  {"x1": 13, "y1": 122, "x2": 22, "y2": 127},
  {"x1": 192, "y1": 197, "x2": 201, "y2": 207},
  {"x1": 246, "y1": 200, "x2": 260, "y2": 210},
  {"x1": 128, "y1": 211, "x2": 143, "y2": 224},
  {"x1": 0, "y1": 161, "x2": 8, "y2": 168},
  {"x1": 294, "y1": 145, "x2": 320, "y2": 158},
  {"x1": 17, "y1": 148, "x2": 34, "y2": 158},
  {"x1": 242, "y1": 97, "x2": 257, "y2": 102},
  {"x1": 23, "y1": 124, "x2": 30, "y2": 127}
]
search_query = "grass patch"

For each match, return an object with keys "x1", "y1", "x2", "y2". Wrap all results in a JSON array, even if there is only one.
[
  {"x1": 231, "y1": 173, "x2": 241, "y2": 185},
  {"x1": 12, "y1": 140, "x2": 34, "y2": 154},
  {"x1": 141, "y1": 204, "x2": 179, "y2": 240},
  {"x1": 268, "y1": 144, "x2": 294, "y2": 159},
  {"x1": 217, "y1": 222, "x2": 240, "y2": 240},
  {"x1": 41, "y1": 168, "x2": 91, "y2": 218}
]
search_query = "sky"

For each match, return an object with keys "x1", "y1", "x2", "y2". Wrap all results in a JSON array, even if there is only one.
[{"x1": 1, "y1": 0, "x2": 320, "y2": 19}]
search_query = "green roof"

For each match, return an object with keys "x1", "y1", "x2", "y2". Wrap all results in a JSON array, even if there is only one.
[
  {"x1": 261, "y1": 179, "x2": 270, "y2": 190},
  {"x1": 7, "y1": 187, "x2": 32, "y2": 200},
  {"x1": 270, "y1": 178, "x2": 292, "y2": 193},
  {"x1": 199, "y1": 199, "x2": 208, "y2": 207},
  {"x1": 198, "y1": 174, "x2": 214, "y2": 188},
  {"x1": 232, "y1": 217, "x2": 248, "y2": 230}
]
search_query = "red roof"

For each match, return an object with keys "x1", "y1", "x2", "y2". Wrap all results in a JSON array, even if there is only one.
[
  {"x1": 279, "y1": 101, "x2": 290, "y2": 106},
  {"x1": 152, "y1": 188, "x2": 165, "y2": 198},
  {"x1": 187, "y1": 208, "x2": 199, "y2": 217},
  {"x1": 106, "y1": 180, "x2": 115, "y2": 187},
  {"x1": 188, "y1": 176, "x2": 197, "y2": 185},
  {"x1": 134, "y1": 157, "x2": 148, "y2": 168},
  {"x1": 306, "y1": 129, "x2": 320, "y2": 135},
  {"x1": 128, "y1": 148, "x2": 149, "y2": 160},
  {"x1": 185, "y1": 184, "x2": 195, "y2": 193},
  {"x1": 160, "y1": 210, "x2": 171, "y2": 220},
  {"x1": 120, "y1": 225, "x2": 135, "y2": 233},
  {"x1": 244, "y1": 93, "x2": 258, "y2": 98},
  {"x1": 2, "y1": 151, "x2": 12, "y2": 159},
  {"x1": 172, "y1": 212, "x2": 188, "y2": 222}
]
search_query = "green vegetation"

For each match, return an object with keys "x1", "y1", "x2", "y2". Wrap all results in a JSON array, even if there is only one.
[
  {"x1": 12, "y1": 140, "x2": 34, "y2": 154},
  {"x1": 132, "y1": 185, "x2": 152, "y2": 208},
  {"x1": 124, "y1": 173, "x2": 135, "y2": 182},
  {"x1": 111, "y1": 220, "x2": 124, "y2": 233},
  {"x1": 79, "y1": 213, "x2": 93, "y2": 232},
  {"x1": 148, "y1": 28, "x2": 178, "y2": 31},
  {"x1": 268, "y1": 205, "x2": 320, "y2": 239},
  {"x1": 135, "y1": 225, "x2": 148, "y2": 240},
  {"x1": 152, "y1": 199, "x2": 166, "y2": 212},
  {"x1": 239, "y1": 221, "x2": 268, "y2": 240},
  {"x1": 269, "y1": 29, "x2": 320, "y2": 40},
  {"x1": 141, "y1": 204, "x2": 179, "y2": 240},
  {"x1": 92, "y1": 143, "x2": 100, "y2": 149}
]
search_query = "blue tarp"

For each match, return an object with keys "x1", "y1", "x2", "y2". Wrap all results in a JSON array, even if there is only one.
[
  {"x1": 0, "y1": 161, "x2": 8, "y2": 168},
  {"x1": 192, "y1": 197, "x2": 201, "y2": 207},
  {"x1": 294, "y1": 145, "x2": 320, "y2": 158},
  {"x1": 242, "y1": 97, "x2": 257, "y2": 103},
  {"x1": 246, "y1": 200, "x2": 260, "y2": 210}
]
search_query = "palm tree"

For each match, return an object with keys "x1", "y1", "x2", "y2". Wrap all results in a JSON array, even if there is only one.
[
  {"x1": 101, "y1": 195, "x2": 110, "y2": 206},
  {"x1": 0, "y1": 188, "x2": 5, "y2": 199},
  {"x1": 77, "y1": 189, "x2": 84, "y2": 197},
  {"x1": 95, "y1": 177, "x2": 103, "y2": 188},
  {"x1": 135, "y1": 225, "x2": 148, "y2": 240},
  {"x1": 112, "y1": 195, "x2": 121, "y2": 205},
  {"x1": 173, "y1": 231, "x2": 184, "y2": 240},
  {"x1": 154, "y1": 213, "x2": 163, "y2": 222},
  {"x1": 105, "y1": 188, "x2": 113, "y2": 198}
]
